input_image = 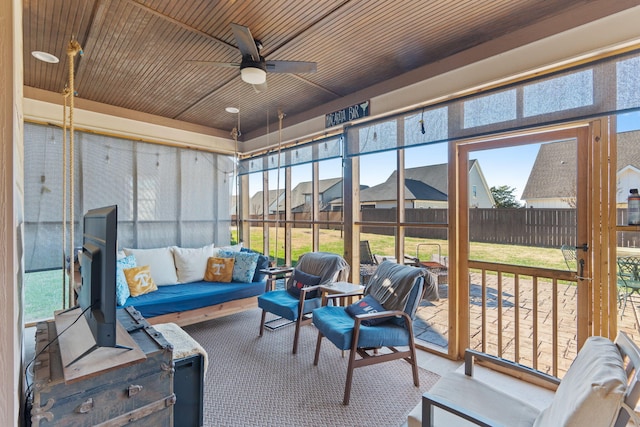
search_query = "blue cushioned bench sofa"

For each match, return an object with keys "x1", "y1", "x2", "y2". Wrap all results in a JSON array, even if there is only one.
[
  {"x1": 116, "y1": 245, "x2": 268, "y2": 326},
  {"x1": 122, "y1": 279, "x2": 266, "y2": 326}
]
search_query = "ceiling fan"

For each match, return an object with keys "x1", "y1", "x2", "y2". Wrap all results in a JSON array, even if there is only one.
[{"x1": 190, "y1": 23, "x2": 317, "y2": 92}]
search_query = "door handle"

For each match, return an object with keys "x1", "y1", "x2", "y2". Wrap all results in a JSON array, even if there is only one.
[
  {"x1": 579, "y1": 259, "x2": 584, "y2": 278},
  {"x1": 574, "y1": 243, "x2": 588, "y2": 252}
]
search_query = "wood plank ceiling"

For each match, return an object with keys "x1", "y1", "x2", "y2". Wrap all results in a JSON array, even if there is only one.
[{"x1": 23, "y1": 0, "x2": 612, "y2": 140}]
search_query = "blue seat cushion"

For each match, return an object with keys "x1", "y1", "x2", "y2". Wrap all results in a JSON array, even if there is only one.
[
  {"x1": 122, "y1": 280, "x2": 265, "y2": 318},
  {"x1": 258, "y1": 289, "x2": 321, "y2": 321},
  {"x1": 312, "y1": 305, "x2": 411, "y2": 350}
]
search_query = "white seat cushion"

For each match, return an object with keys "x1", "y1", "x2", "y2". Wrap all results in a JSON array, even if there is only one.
[
  {"x1": 428, "y1": 371, "x2": 541, "y2": 426},
  {"x1": 533, "y1": 336, "x2": 626, "y2": 427}
]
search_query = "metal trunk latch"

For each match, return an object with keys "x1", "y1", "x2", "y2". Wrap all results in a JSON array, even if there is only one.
[
  {"x1": 74, "y1": 398, "x2": 94, "y2": 414},
  {"x1": 128, "y1": 384, "x2": 144, "y2": 397}
]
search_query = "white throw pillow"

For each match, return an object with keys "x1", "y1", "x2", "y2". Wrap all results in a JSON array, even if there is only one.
[
  {"x1": 172, "y1": 244, "x2": 216, "y2": 283},
  {"x1": 123, "y1": 247, "x2": 178, "y2": 286}
]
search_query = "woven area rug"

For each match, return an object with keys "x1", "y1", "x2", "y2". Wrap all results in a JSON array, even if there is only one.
[{"x1": 183, "y1": 308, "x2": 440, "y2": 427}]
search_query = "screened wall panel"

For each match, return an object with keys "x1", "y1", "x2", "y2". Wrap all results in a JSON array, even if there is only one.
[
  {"x1": 346, "y1": 49, "x2": 640, "y2": 157},
  {"x1": 24, "y1": 122, "x2": 232, "y2": 271},
  {"x1": 617, "y1": 56, "x2": 640, "y2": 109},
  {"x1": 180, "y1": 150, "x2": 215, "y2": 221},
  {"x1": 135, "y1": 222, "x2": 180, "y2": 249},
  {"x1": 137, "y1": 144, "x2": 179, "y2": 222},
  {"x1": 238, "y1": 135, "x2": 342, "y2": 175},
  {"x1": 80, "y1": 132, "x2": 134, "y2": 220}
]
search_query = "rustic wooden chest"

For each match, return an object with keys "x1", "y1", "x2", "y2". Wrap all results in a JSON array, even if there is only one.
[{"x1": 28, "y1": 307, "x2": 175, "y2": 426}]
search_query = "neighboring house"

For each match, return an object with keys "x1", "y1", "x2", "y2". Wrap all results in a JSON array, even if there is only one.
[
  {"x1": 275, "y1": 178, "x2": 344, "y2": 213},
  {"x1": 345, "y1": 160, "x2": 494, "y2": 209},
  {"x1": 521, "y1": 130, "x2": 640, "y2": 208},
  {"x1": 248, "y1": 189, "x2": 284, "y2": 215}
]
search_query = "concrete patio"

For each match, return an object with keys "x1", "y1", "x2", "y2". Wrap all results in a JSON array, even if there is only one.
[{"x1": 414, "y1": 272, "x2": 640, "y2": 376}]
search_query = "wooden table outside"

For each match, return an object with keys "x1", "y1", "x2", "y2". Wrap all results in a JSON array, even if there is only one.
[
  {"x1": 260, "y1": 266, "x2": 294, "y2": 291},
  {"x1": 319, "y1": 281, "x2": 365, "y2": 306}
]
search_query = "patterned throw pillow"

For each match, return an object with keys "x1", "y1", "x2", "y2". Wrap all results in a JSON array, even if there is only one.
[
  {"x1": 219, "y1": 250, "x2": 260, "y2": 283},
  {"x1": 240, "y1": 248, "x2": 270, "y2": 282},
  {"x1": 345, "y1": 295, "x2": 391, "y2": 326},
  {"x1": 124, "y1": 265, "x2": 158, "y2": 297},
  {"x1": 116, "y1": 254, "x2": 136, "y2": 305},
  {"x1": 286, "y1": 269, "x2": 322, "y2": 299},
  {"x1": 204, "y1": 257, "x2": 235, "y2": 282}
]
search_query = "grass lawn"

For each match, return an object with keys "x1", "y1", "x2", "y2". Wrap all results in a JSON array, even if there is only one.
[
  {"x1": 24, "y1": 269, "x2": 66, "y2": 323},
  {"x1": 235, "y1": 227, "x2": 569, "y2": 270},
  {"x1": 26, "y1": 228, "x2": 570, "y2": 322}
]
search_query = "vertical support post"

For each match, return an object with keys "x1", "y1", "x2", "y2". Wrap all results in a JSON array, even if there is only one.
[
  {"x1": 396, "y1": 118, "x2": 405, "y2": 263},
  {"x1": 239, "y1": 173, "x2": 250, "y2": 246},
  {"x1": 285, "y1": 166, "x2": 292, "y2": 266},
  {"x1": 262, "y1": 171, "x2": 269, "y2": 259},
  {"x1": 344, "y1": 152, "x2": 360, "y2": 283},
  {"x1": 1, "y1": 1, "x2": 23, "y2": 423},
  {"x1": 312, "y1": 162, "x2": 320, "y2": 252}
]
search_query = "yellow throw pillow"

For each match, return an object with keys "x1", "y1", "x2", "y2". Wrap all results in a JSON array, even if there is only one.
[
  {"x1": 204, "y1": 257, "x2": 234, "y2": 283},
  {"x1": 124, "y1": 265, "x2": 158, "y2": 297}
]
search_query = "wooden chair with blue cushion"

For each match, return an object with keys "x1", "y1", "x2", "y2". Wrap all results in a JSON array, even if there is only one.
[
  {"x1": 258, "y1": 252, "x2": 350, "y2": 354},
  {"x1": 312, "y1": 260, "x2": 427, "y2": 405}
]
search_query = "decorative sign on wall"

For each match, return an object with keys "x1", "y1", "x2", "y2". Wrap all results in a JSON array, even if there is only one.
[{"x1": 325, "y1": 100, "x2": 370, "y2": 128}]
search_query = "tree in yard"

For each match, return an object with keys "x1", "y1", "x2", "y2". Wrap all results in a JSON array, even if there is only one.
[{"x1": 491, "y1": 185, "x2": 523, "y2": 208}]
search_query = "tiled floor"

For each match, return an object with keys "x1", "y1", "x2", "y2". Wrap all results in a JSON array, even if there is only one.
[{"x1": 413, "y1": 271, "x2": 640, "y2": 376}]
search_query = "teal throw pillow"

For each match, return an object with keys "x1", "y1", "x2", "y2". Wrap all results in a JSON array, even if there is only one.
[
  {"x1": 116, "y1": 254, "x2": 136, "y2": 305},
  {"x1": 219, "y1": 250, "x2": 260, "y2": 283}
]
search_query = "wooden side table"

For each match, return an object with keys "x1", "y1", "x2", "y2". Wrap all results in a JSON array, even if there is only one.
[
  {"x1": 320, "y1": 281, "x2": 365, "y2": 306},
  {"x1": 260, "y1": 266, "x2": 294, "y2": 291}
]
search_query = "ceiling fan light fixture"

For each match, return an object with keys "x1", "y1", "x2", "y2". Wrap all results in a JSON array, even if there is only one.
[{"x1": 240, "y1": 66, "x2": 266, "y2": 85}]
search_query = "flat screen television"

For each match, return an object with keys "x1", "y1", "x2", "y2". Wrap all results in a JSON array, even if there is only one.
[{"x1": 77, "y1": 205, "x2": 119, "y2": 349}]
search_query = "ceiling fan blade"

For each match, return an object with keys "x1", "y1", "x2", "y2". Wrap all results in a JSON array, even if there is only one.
[
  {"x1": 265, "y1": 60, "x2": 317, "y2": 74},
  {"x1": 230, "y1": 23, "x2": 260, "y2": 61},
  {"x1": 252, "y1": 81, "x2": 268, "y2": 93},
  {"x1": 186, "y1": 60, "x2": 240, "y2": 68}
]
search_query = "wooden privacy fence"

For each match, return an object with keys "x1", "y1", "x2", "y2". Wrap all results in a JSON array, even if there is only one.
[{"x1": 244, "y1": 208, "x2": 640, "y2": 249}]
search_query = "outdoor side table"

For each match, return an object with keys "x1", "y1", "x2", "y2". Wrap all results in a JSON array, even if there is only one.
[
  {"x1": 260, "y1": 266, "x2": 294, "y2": 291},
  {"x1": 320, "y1": 281, "x2": 365, "y2": 306}
]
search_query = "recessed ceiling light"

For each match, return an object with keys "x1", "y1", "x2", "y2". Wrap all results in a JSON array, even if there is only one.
[
  {"x1": 32, "y1": 51, "x2": 59, "y2": 64},
  {"x1": 225, "y1": 107, "x2": 240, "y2": 114}
]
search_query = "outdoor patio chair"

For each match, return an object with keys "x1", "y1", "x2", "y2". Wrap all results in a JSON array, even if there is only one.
[
  {"x1": 560, "y1": 244, "x2": 577, "y2": 271},
  {"x1": 360, "y1": 240, "x2": 378, "y2": 265},
  {"x1": 359, "y1": 240, "x2": 379, "y2": 284},
  {"x1": 258, "y1": 252, "x2": 349, "y2": 354},
  {"x1": 420, "y1": 332, "x2": 640, "y2": 427},
  {"x1": 616, "y1": 256, "x2": 640, "y2": 317},
  {"x1": 312, "y1": 260, "x2": 426, "y2": 404}
]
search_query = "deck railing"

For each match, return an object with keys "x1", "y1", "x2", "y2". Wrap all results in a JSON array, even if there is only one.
[{"x1": 467, "y1": 260, "x2": 578, "y2": 378}]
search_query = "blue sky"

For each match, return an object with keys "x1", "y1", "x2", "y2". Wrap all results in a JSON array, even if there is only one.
[
  {"x1": 255, "y1": 111, "x2": 640, "y2": 200},
  {"x1": 360, "y1": 111, "x2": 640, "y2": 201}
]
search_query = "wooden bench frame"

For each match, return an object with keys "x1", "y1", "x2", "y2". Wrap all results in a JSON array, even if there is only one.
[{"x1": 144, "y1": 296, "x2": 259, "y2": 327}]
